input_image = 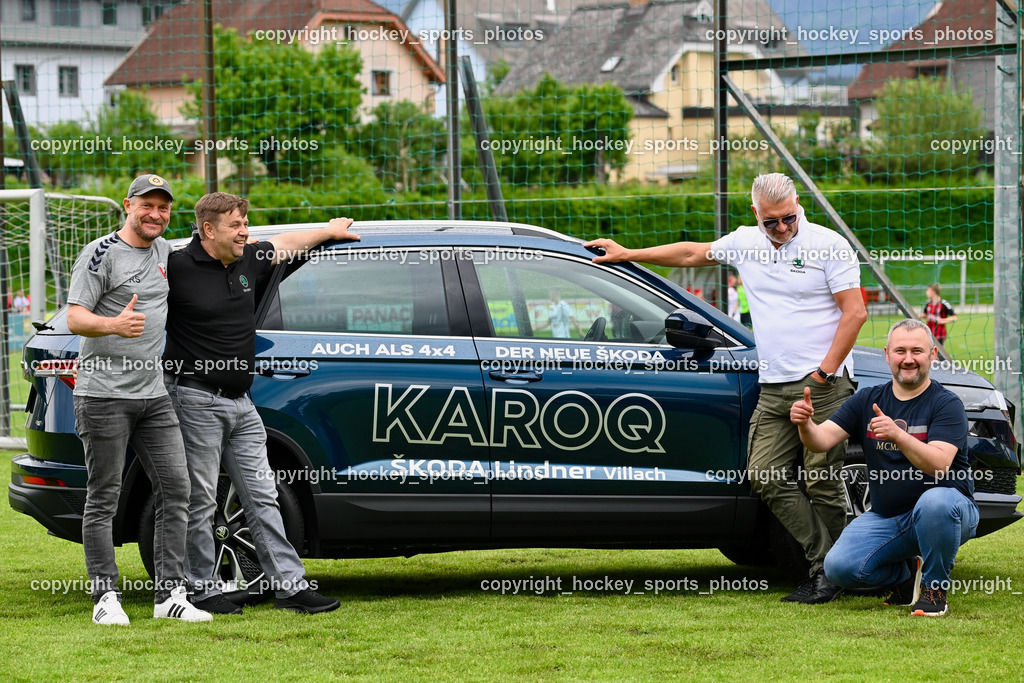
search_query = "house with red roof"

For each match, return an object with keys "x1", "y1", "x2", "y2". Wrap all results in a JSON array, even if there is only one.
[
  {"x1": 848, "y1": 0, "x2": 999, "y2": 138},
  {"x1": 105, "y1": 0, "x2": 444, "y2": 131}
]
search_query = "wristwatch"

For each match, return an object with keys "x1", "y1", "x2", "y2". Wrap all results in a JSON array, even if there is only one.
[{"x1": 815, "y1": 367, "x2": 838, "y2": 385}]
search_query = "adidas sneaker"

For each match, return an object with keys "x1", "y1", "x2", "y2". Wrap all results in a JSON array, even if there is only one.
[
  {"x1": 92, "y1": 591, "x2": 130, "y2": 626},
  {"x1": 154, "y1": 586, "x2": 213, "y2": 622}
]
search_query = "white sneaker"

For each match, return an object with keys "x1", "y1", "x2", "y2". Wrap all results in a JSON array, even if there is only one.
[
  {"x1": 154, "y1": 586, "x2": 213, "y2": 622},
  {"x1": 93, "y1": 591, "x2": 130, "y2": 626}
]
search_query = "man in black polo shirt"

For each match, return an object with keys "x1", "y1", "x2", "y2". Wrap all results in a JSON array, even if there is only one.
[{"x1": 164, "y1": 191, "x2": 358, "y2": 614}]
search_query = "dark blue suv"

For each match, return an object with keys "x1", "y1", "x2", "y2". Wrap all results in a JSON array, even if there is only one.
[{"x1": 9, "y1": 221, "x2": 1022, "y2": 594}]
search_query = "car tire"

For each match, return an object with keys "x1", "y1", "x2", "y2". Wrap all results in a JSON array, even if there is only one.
[
  {"x1": 138, "y1": 472, "x2": 305, "y2": 604},
  {"x1": 718, "y1": 543, "x2": 777, "y2": 567},
  {"x1": 769, "y1": 445, "x2": 869, "y2": 580}
]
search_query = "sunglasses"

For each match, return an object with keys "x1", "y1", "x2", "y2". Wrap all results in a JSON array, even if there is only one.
[
  {"x1": 761, "y1": 211, "x2": 798, "y2": 231},
  {"x1": 761, "y1": 213, "x2": 799, "y2": 230}
]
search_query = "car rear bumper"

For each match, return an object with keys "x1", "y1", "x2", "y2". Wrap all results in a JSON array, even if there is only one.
[{"x1": 8, "y1": 454, "x2": 87, "y2": 543}]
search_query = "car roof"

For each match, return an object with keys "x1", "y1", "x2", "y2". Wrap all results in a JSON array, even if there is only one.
[{"x1": 172, "y1": 220, "x2": 583, "y2": 246}]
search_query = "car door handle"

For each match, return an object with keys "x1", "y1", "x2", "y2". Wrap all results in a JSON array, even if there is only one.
[
  {"x1": 488, "y1": 370, "x2": 543, "y2": 383},
  {"x1": 257, "y1": 362, "x2": 312, "y2": 379},
  {"x1": 261, "y1": 369, "x2": 311, "y2": 379}
]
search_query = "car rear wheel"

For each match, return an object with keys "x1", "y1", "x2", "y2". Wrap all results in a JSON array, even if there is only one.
[
  {"x1": 139, "y1": 472, "x2": 304, "y2": 604},
  {"x1": 718, "y1": 542, "x2": 776, "y2": 567}
]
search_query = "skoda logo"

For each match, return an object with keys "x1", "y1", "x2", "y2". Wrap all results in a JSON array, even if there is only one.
[
  {"x1": 215, "y1": 525, "x2": 229, "y2": 541},
  {"x1": 239, "y1": 275, "x2": 249, "y2": 288},
  {"x1": 793, "y1": 258, "x2": 804, "y2": 269}
]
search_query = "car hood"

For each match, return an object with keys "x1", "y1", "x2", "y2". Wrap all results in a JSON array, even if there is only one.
[{"x1": 852, "y1": 345, "x2": 994, "y2": 389}]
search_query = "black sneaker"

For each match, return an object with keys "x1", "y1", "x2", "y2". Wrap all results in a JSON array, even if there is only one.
[
  {"x1": 275, "y1": 589, "x2": 340, "y2": 614},
  {"x1": 192, "y1": 593, "x2": 243, "y2": 615},
  {"x1": 911, "y1": 586, "x2": 948, "y2": 617},
  {"x1": 781, "y1": 573, "x2": 817, "y2": 602},
  {"x1": 799, "y1": 569, "x2": 843, "y2": 604},
  {"x1": 884, "y1": 556, "x2": 923, "y2": 607}
]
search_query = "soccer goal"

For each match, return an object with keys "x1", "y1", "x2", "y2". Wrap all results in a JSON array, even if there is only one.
[{"x1": 0, "y1": 189, "x2": 123, "y2": 443}]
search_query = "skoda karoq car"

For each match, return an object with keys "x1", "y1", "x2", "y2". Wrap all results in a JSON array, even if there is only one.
[{"x1": 10, "y1": 221, "x2": 1022, "y2": 595}]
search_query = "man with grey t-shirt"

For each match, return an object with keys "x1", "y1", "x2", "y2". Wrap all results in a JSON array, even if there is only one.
[{"x1": 67, "y1": 175, "x2": 211, "y2": 626}]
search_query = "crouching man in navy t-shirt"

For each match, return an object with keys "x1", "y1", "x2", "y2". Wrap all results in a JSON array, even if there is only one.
[{"x1": 790, "y1": 318, "x2": 978, "y2": 617}]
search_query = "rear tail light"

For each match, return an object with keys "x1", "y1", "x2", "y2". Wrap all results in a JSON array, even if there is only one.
[
  {"x1": 22, "y1": 475, "x2": 68, "y2": 487},
  {"x1": 32, "y1": 359, "x2": 77, "y2": 389}
]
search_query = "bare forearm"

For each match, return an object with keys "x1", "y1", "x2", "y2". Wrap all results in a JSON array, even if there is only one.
[
  {"x1": 797, "y1": 421, "x2": 844, "y2": 453},
  {"x1": 820, "y1": 308, "x2": 867, "y2": 373},
  {"x1": 269, "y1": 228, "x2": 335, "y2": 256},
  {"x1": 67, "y1": 305, "x2": 116, "y2": 337},
  {"x1": 623, "y1": 242, "x2": 717, "y2": 268}
]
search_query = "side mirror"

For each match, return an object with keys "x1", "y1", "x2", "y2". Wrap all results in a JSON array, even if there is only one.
[{"x1": 665, "y1": 308, "x2": 726, "y2": 350}]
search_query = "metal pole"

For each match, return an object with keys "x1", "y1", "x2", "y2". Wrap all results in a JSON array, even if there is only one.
[
  {"x1": 993, "y1": 2, "x2": 1023, "y2": 440},
  {"x1": 713, "y1": 0, "x2": 729, "y2": 313},
  {"x1": 202, "y1": 0, "x2": 218, "y2": 194},
  {"x1": 445, "y1": 0, "x2": 461, "y2": 219},
  {"x1": 0, "y1": 75, "x2": 9, "y2": 436},
  {"x1": 459, "y1": 57, "x2": 507, "y2": 222}
]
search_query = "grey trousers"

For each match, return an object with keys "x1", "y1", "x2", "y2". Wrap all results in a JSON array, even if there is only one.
[{"x1": 75, "y1": 394, "x2": 191, "y2": 602}]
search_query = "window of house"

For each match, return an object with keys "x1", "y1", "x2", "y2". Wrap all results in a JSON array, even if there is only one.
[
  {"x1": 142, "y1": 2, "x2": 164, "y2": 26},
  {"x1": 21, "y1": 0, "x2": 36, "y2": 22},
  {"x1": 59, "y1": 66, "x2": 79, "y2": 97},
  {"x1": 52, "y1": 0, "x2": 81, "y2": 27},
  {"x1": 670, "y1": 64, "x2": 679, "y2": 85},
  {"x1": 600, "y1": 56, "x2": 622, "y2": 73},
  {"x1": 102, "y1": 1, "x2": 117, "y2": 26},
  {"x1": 372, "y1": 70, "x2": 391, "y2": 96},
  {"x1": 15, "y1": 65, "x2": 36, "y2": 96},
  {"x1": 695, "y1": 0, "x2": 713, "y2": 23}
]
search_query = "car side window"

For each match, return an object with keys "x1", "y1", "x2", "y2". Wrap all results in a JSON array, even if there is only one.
[
  {"x1": 267, "y1": 250, "x2": 450, "y2": 335},
  {"x1": 473, "y1": 250, "x2": 676, "y2": 343}
]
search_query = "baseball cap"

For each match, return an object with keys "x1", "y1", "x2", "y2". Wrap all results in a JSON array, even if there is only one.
[{"x1": 127, "y1": 174, "x2": 174, "y2": 201}]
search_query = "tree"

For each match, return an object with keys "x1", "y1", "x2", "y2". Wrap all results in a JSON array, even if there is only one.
[
  {"x1": 477, "y1": 74, "x2": 633, "y2": 187},
  {"x1": 93, "y1": 89, "x2": 183, "y2": 179},
  {"x1": 484, "y1": 59, "x2": 511, "y2": 95},
  {"x1": 354, "y1": 101, "x2": 446, "y2": 192},
  {"x1": 184, "y1": 27, "x2": 363, "y2": 184},
  {"x1": 866, "y1": 78, "x2": 985, "y2": 183},
  {"x1": 14, "y1": 91, "x2": 182, "y2": 188},
  {"x1": 34, "y1": 121, "x2": 90, "y2": 188},
  {"x1": 564, "y1": 82, "x2": 634, "y2": 184}
]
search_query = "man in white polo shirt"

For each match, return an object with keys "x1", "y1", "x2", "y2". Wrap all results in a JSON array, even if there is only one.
[{"x1": 586, "y1": 173, "x2": 867, "y2": 604}]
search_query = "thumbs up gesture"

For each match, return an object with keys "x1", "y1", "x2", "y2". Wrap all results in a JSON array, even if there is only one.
[
  {"x1": 790, "y1": 386, "x2": 814, "y2": 425},
  {"x1": 112, "y1": 294, "x2": 146, "y2": 338},
  {"x1": 869, "y1": 403, "x2": 900, "y2": 442}
]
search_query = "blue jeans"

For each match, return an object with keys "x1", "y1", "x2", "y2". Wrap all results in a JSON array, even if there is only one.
[
  {"x1": 166, "y1": 381, "x2": 308, "y2": 599},
  {"x1": 824, "y1": 487, "x2": 979, "y2": 590},
  {"x1": 74, "y1": 395, "x2": 190, "y2": 603}
]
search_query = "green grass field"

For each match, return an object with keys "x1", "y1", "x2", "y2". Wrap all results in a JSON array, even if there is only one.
[{"x1": 1, "y1": 450, "x2": 1022, "y2": 680}]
